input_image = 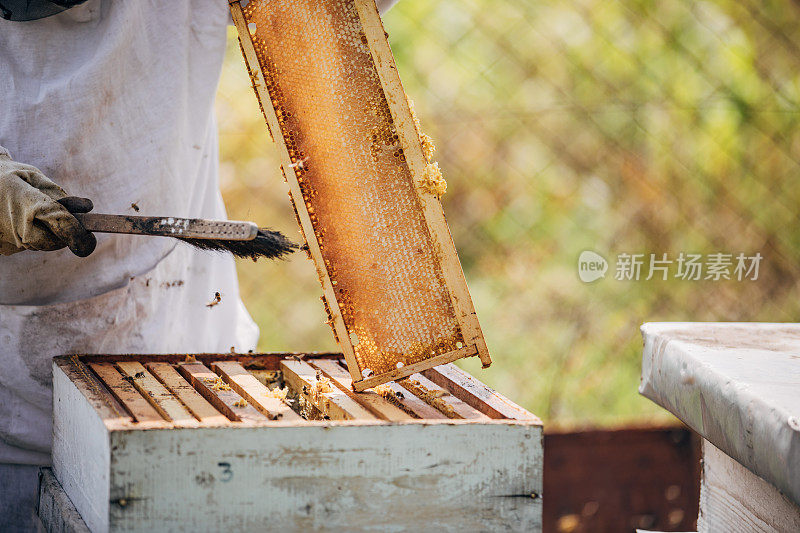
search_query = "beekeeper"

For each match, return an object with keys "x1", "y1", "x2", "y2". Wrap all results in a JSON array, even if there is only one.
[
  {"x1": 0, "y1": 1, "x2": 265, "y2": 528},
  {"x1": 0, "y1": 0, "x2": 399, "y2": 529}
]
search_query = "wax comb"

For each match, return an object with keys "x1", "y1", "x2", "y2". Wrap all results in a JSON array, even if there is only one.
[{"x1": 230, "y1": 0, "x2": 491, "y2": 391}]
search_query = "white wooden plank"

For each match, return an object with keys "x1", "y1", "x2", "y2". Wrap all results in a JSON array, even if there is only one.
[
  {"x1": 52, "y1": 361, "x2": 112, "y2": 533},
  {"x1": 699, "y1": 440, "x2": 800, "y2": 533},
  {"x1": 106, "y1": 423, "x2": 542, "y2": 531},
  {"x1": 641, "y1": 322, "x2": 800, "y2": 505}
]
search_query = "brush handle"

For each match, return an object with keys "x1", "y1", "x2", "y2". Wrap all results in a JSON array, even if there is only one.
[{"x1": 72, "y1": 213, "x2": 259, "y2": 241}]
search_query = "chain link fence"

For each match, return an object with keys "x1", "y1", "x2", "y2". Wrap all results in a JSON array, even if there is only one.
[{"x1": 216, "y1": 0, "x2": 800, "y2": 428}]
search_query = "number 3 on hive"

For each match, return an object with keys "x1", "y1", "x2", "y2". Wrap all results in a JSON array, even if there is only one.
[{"x1": 217, "y1": 462, "x2": 233, "y2": 482}]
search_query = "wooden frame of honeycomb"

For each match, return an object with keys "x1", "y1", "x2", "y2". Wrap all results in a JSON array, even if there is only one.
[{"x1": 229, "y1": 0, "x2": 491, "y2": 391}]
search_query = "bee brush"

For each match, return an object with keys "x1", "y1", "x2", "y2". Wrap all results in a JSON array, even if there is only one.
[{"x1": 58, "y1": 197, "x2": 298, "y2": 261}]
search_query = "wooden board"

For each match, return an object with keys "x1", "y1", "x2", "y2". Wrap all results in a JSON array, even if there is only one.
[
  {"x1": 230, "y1": 0, "x2": 491, "y2": 390},
  {"x1": 402, "y1": 373, "x2": 490, "y2": 420},
  {"x1": 385, "y1": 381, "x2": 448, "y2": 420},
  {"x1": 310, "y1": 359, "x2": 413, "y2": 421},
  {"x1": 212, "y1": 361, "x2": 300, "y2": 421},
  {"x1": 145, "y1": 362, "x2": 230, "y2": 425},
  {"x1": 106, "y1": 423, "x2": 541, "y2": 531},
  {"x1": 353, "y1": 344, "x2": 478, "y2": 392},
  {"x1": 280, "y1": 359, "x2": 376, "y2": 421},
  {"x1": 699, "y1": 440, "x2": 800, "y2": 532},
  {"x1": 115, "y1": 362, "x2": 196, "y2": 426},
  {"x1": 60, "y1": 355, "x2": 538, "y2": 427},
  {"x1": 38, "y1": 468, "x2": 91, "y2": 533},
  {"x1": 177, "y1": 362, "x2": 269, "y2": 424},
  {"x1": 56, "y1": 357, "x2": 132, "y2": 426},
  {"x1": 52, "y1": 361, "x2": 115, "y2": 533},
  {"x1": 423, "y1": 363, "x2": 542, "y2": 421},
  {"x1": 89, "y1": 363, "x2": 163, "y2": 423}
]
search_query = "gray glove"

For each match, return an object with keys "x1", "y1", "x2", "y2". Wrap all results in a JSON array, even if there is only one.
[{"x1": 0, "y1": 153, "x2": 96, "y2": 257}]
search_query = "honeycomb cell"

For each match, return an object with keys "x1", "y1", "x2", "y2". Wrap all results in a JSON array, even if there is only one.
[{"x1": 242, "y1": 0, "x2": 464, "y2": 376}]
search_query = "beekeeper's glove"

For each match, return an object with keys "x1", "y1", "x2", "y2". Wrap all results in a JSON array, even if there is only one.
[{"x1": 0, "y1": 152, "x2": 96, "y2": 257}]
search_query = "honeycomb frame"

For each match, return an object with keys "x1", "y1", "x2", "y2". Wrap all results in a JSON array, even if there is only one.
[{"x1": 230, "y1": 0, "x2": 491, "y2": 391}]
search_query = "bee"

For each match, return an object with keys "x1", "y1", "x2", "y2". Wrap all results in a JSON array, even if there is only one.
[{"x1": 206, "y1": 292, "x2": 222, "y2": 308}]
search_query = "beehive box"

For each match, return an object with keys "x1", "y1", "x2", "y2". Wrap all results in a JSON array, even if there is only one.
[{"x1": 52, "y1": 353, "x2": 542, "y2": 532}]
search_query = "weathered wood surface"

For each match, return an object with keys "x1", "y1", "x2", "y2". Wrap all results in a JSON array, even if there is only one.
[
  {"x1": 423, "y1": 363, "x2": 541, "y2": 421},
  {"x1": 89, "y1": 363, "x2": 163, "y2": 423},
  {"x1": 77, "y1": 352, "x2": 342, "y2": 368},
  {"x1": 145, "y1": 362, "x2": 229, "y2": 425},
  {"x1": 52, "y1": 361, "x2": 112, "y2": 533},
  {"x1": 104, "y1": 423, "x2": 541, "y2": 532},
  {"x1": 640, "y1": 322, "x2": 800, "y2": 506},
  {"x1": 213, "y1": 361, "x2": 300, "y2": 421},
  {"x1": 178, "y1": 362, "x2": 269, "y2": 424},
  {"x1": 38, "y1": 467, "x2": 91, "y2": 533},
  {"x1": 311, "y1": 359, "x2": 413, "y2": 421},
  {"x1": 352, "y1": 344, "x2": 478, "y2": 392},
  {"x1": 115, "y1": 362, "x2": 196, "y2": 425},
  {"x1": 280, "y1": 359, "x2": 376, "y2": 420},
  {"x1": 699, "y1": 440, "x2": 800, "y2": 533},
  {"x1": 403, "y1": 373, "x2": 490, "y2": 420},
  {"x1": 385, "y1": 380, "x2": 447, "y2": 419}
]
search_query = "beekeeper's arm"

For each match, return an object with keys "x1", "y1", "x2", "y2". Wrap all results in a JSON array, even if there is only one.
[{"x1": 0, "y1": 147, "x2": 96, "y2": 257}]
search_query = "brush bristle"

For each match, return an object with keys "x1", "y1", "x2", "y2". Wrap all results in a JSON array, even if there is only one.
[{"x1": 178, "y1": 229, "x2": 298, "y2": 261}]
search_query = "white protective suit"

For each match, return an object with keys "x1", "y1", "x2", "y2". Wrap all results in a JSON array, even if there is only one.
[
  {"x1": 0, "y1": 0, "x2": 259, "y2": 466},
  {"x1": 0, "y1": 0, "x2": 399, "y2": 469}
]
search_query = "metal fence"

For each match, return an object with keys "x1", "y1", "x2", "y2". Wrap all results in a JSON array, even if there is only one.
[{"x1": 216, "y1": 0, "x2": 800, "y2": 428}]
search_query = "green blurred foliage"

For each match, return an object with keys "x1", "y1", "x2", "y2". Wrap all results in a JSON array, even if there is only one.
[{"x1": 217, "y1": 0, "x2": 800, "y2": 429}]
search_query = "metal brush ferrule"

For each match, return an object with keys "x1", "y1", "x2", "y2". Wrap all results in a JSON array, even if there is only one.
[{"x1": 73, "y1": 213, "x2": 259, "y2": 241}]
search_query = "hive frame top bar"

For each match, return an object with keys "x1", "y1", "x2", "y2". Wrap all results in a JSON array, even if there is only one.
[
  {"x1": 55, "y1": 353, "x2": 540, "y2": 430},
  {"x1": 230, "y1": 0, "x2": 491, "y2": 390}
]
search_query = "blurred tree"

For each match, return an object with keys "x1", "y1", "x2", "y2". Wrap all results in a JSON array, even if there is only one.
[{"x1": 217, "y1": 0, "x2": 800, "y2": 428}]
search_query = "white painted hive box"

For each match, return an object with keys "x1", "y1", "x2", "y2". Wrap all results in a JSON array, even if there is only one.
[{"x1": 53, "y1": 353, "x2": 542, "y2": 532}]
